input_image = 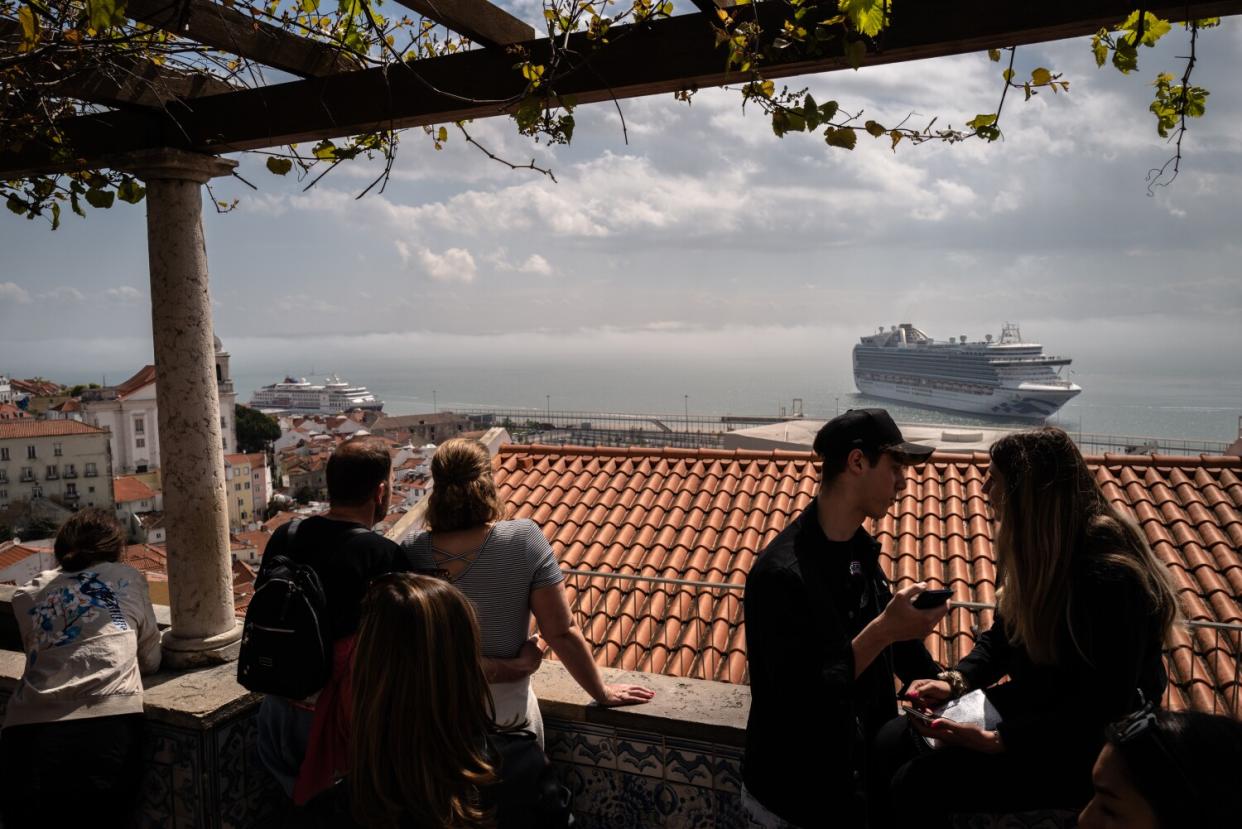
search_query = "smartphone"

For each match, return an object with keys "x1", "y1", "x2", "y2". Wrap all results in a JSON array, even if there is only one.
[
  {"x1": 903, "y1": 706, "x2": 939, "y2": 726},
  {"x1": 912, "y1": 588, "x2": 953, "y2": 609}
]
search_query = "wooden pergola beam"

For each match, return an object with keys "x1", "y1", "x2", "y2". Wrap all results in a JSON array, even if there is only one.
[
  {"x1": 390, "y1": 0, "x2": 536, "y2": 47},
  {"x1": 0, "y1": 18, "x2": 235, "y2": 108},
  {"x1": 4, "y1": 0, "x2": 1240, "y2": 177},
  {"x1": 125, "y1": 0, "x2": 361, "y2": 78}
]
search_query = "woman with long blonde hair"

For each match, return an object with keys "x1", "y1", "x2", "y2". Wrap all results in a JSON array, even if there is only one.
[
  {"x1": 883, "y1": 427, "x2": 1180, "y2": 826},
  {"x1": 302, "y1": 573, "x2": 572, "y2": 828},
  {"x1": 402, "y1": 438, "x2": 653, "y2": 744}
]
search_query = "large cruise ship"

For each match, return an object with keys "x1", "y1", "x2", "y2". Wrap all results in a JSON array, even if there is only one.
[
  {"x1": 852, "y1": 323, "x2": 1081, "y2": 419},
  {"x1": 250, "y1": 375, "x2": 384, "y2": 414}
]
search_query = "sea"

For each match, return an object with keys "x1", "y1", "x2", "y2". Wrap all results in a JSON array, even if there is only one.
[{"x1": 229, "y1": 358, "x2": 1241, "y2": 444}]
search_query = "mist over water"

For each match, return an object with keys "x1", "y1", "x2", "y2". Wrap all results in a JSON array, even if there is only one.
[{"x1": 218, "y1": 324, "x2": 1241, "y2": 441}]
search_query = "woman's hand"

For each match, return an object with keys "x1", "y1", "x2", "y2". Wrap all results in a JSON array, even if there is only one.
[
  {"x1": 911, "y1": 718, "x2": 1004, "y2": 754},
  {"x1": 905, "y1": 679, "x2": 953, "y2": 709},
  {"x1": 597, "y1": 684, "x2": 656, "y2": 707}
]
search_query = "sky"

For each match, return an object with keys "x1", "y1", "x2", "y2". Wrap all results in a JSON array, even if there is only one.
[{"x1": 2, "y1": 10, "x2": 1241, "y2": 407}]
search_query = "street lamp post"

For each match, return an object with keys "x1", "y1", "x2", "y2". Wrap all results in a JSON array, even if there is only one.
[
  {"x1": 684, "y1": 394, "x2": 689, "y2": 435},
  {"x1": 835, "y1": 396, "x2": 840, "y2": 416},
  {"x1": 432, "y1": 389, "x2": 437, "y2": 413},
  {"x1": 546, "y1": 394, "x2": 551, "y2": 424}
]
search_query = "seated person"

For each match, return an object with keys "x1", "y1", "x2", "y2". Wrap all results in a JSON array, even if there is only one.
[
  {"x1": 882, "y1": 427, "x2": 1180, "y2": 827},
  {"x1": 301, "y1": 573, "x2": 572, "y2": 828},
  {"x1": 1079, "y1": 706, "x2": 1242, "y2": 828},
  {"x1": 0, "y1": 508, "x2": 162, "y2": 829}
]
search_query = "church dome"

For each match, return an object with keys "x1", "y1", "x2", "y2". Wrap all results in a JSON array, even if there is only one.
[{"x1": 214, "y1": 335, "x2": 224, "y2": 353}]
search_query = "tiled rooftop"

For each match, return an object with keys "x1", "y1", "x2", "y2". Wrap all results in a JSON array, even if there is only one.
[
  {"x1": 495, "y1": 445, "x2": 1242, "y2": 715},
  {"x1": 115, "y1": 475, "x2": 158, "y2": 504},
  {"x1": 0, "y1": 419, "x2": 108, "y2": 439}
]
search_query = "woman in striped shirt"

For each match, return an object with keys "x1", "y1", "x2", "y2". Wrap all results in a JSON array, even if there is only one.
[{"x1": 403, "y1": 438, "x2": 653, "y2": 744}]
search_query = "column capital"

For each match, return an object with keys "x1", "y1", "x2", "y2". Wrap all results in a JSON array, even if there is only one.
[{"x1": 116, "y1": 148, "x2": 237, "y2": 184}]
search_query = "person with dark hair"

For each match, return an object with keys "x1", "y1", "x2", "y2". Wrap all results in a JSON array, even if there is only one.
[
  {"x1": 1079, "y1": 707, "x2": 1242, "y2": 829},
  {"x1": 254, "y1": 434, "x2": 406, "y2": 802},
  {"x1": 403, "y1": 438, "x2": 652, "y2": 747},
  {"x1": 0, "y1": 508, "x2": 161, "y2": 828},
  {"x1": 884, "y1": 426, "x2": 1181, "y2": 826},
  {"x1": 301, "y1": 573, "x2": 573, "y2": 828},
  {"x1": 742, "y1": 409, "x2": 949, "y2": 828}
]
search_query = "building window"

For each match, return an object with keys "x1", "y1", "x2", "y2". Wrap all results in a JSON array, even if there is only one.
[
  {"x1": 46, "y1": 465, "x2": 58, "y2": 479},
  {"x1": 53, "y1": 443, "x2": 62, "y2": 457},
  {"x1": 245, "y1": 481, "x2": 250, "y2": 490},
  {"x1": 0, "y1": 448, "x2": 7, "y2": 460},
  {"x1": 85, "y1": 463, "x2": 97, "y2": 477},
  {"x1": 32, "y1": 485, "x2": 42, "y2": 497},
  {"x1": 27, "y1": 445, "x2": 36, "y2": 459},
  {"x1": 134, "y1": 417, "x2": 145, "y2": 434},
  {"x1": 88, "y1": 486, "x2": 95, "y2": 493},
  {"x1": 136, "y1": 438, "x2": 146, "y2": 448},
  {"x1": 235, "y1": 483, "x2": 242, "y2": 492},
  {"x1": 0, "y1": 470, "x2": 6, "y2": 483},
  {"x1": 64, "y1": 464, "x2": 76, "y2": 478},
  {"x1": 66, "y1": 483, "x2": 77, "y2": 496},
  {"x1": 20, "y1": 467, "x2": 34, "y2": 482}
]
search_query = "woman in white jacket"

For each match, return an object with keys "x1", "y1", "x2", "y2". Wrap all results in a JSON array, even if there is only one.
[{"x1": 0, "y1": 507, "x2": 161, "y2": 828}]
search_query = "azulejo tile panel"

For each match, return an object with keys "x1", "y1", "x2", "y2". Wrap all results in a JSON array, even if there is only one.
[{"x1": 545, "y1": 716, "x2": 745, "y2": 828}]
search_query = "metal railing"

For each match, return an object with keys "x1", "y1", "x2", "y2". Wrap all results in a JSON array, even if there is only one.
[{"x1": 559, "y1": 569, "x2": 1242, "y2": 716}]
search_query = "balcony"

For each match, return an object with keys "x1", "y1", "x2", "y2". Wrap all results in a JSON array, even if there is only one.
[
  {"x1": 45, "y1": 471, "x2": 58, "y2": 480},
  {"x1": 84, "y1": 468, "x2": 97, "y2": 477},
  {"x1": 19, "y1": 472, "x2": 34, "y2": 483},
  {"x1": 63, "y1": 468, "x2": 78, "y2": 479}
]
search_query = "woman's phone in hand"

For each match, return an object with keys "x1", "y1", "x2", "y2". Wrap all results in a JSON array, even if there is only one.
[
  {"x1": 903, "y1": 706, "x2": 940, "y2": 726},
  {"x1": 912, "y1": 588, "x2": 953, "y2": 609}
]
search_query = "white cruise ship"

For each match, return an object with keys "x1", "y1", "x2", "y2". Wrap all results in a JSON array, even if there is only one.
[
  {"x1": 250, "y1": 375, "x2": 384, "y2": 414},
  {"x1": 852, "y1": 323, "x2": 1081, "y2": 419}
]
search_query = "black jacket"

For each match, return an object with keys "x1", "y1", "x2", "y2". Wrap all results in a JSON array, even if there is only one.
[
  {"x1": 742, "y1": 504, "x2": 940, "y2": 826},
  {"x1": 957, "y1": 556, "x2": 1168, "y2": 769}
]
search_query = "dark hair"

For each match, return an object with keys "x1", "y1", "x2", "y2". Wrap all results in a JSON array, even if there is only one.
[
  {"x1": 1108, "y1": 708, "x2": 1242, "y2": 827},
  {"x1": 327, "y1": 436, "x2": 393, "y2": 507},
  {"x1": 350, "y1": 573, "x2": 497, "y2": 828},
  {"x1": 425, "y1": 439, "x2": 506, "y2": 532},
  {"x1": 54, "y1": 508, "x2": 126, "y2": 571},
  {"x1": 818, "y1": 445, "x2": 883, "y2": 484}
]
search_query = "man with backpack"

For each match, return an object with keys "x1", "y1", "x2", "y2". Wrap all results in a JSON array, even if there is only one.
[{"x1": 248, "y1": 435, "x2": 409, "y2": 797}]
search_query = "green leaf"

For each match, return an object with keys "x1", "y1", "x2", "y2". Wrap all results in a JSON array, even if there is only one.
[
  {"x1": 1002, "y1": 68, "x2": 1014, "y2": 82},
  {"x1": 1030, "y1": 67, "x2": 1052, "y2": 85},
  {"x1": 50, "y1": 202, "x2": 61, "y2": 230},
  {"x1": 116, "y1": 177, "x2": 145, "y2": 204},
  {"x1": 1112, "y1": 41, "x2": 1138, "y2": 73},
  {"x1": 84, "y1": 188, "x2": 114, "y2": 209},
  {"x1": 17, "y1": 5, "x2": 40, "y2": 52},
  {"x1": 312, "y1": 140, "x2": 337, "y2": 160},
  {"x1": 436, "y1": 126, "x2": 448, "y2": 142},
  {"x1": 967, "y1": 113, "x2": 998, "y2": 130},
  {"x1": 1091, "y1": 33, "x2": 1109, "y2": 67},
  {"x1": 838, "y1": 0, "x2": 886, "y2": 38},
  {"x1": 86, "y1": 0, "x2": 129, "y2": 31},
  {"x1": 819, "y1": 100, "x2": 840, "y2": 121},
  {"x1": 864, "y1": 120, "x2": 885, "y2": 137},
  {"x1": 6, "y1": 195, "x2": 26, "y2": 215},
  {"x1": 987, "y1": 48, "x2": 1001, "y2": 62},
  {"x1": 889, "y1": 129, "x2": 903, "y2": 151},
  {"x1": 825, "y1": 127, "x2": 857, "y2": 150},
  {"x1": 1120, "y1": 10, "x2": 1171, "y2": 47},
  {"x1": 844, "y1": 39, "x2": 866, "y2": 70},
  {"x1": 266, "y1": 157, "x2": 293, "y2": 175}
]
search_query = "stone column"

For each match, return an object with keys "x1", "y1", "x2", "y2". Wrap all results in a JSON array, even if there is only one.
[{"x1": 122, "y1": 149, "x2": 242, "y2": 667}]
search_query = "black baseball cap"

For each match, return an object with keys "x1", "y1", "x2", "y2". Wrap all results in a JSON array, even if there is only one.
[{"x1": 812, "y1": 408, "x2": 934, "y2": 464}]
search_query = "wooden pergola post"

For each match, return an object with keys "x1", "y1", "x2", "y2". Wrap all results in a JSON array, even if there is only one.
[{"x1": 121, "y1": 148, "x2": 242, "y2": 667}]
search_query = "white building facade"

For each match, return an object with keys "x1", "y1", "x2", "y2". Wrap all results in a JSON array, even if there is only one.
[
  {"x1": 0, "y1": 420, "x2": 115, "y2": 512},
  {"x1": 82, "y1": 336, "x2": 237, "y2": 474}
]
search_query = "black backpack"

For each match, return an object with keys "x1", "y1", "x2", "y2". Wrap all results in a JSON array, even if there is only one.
[{"x1": 238, "y1": 519, "x2": 357, "y2": 699}]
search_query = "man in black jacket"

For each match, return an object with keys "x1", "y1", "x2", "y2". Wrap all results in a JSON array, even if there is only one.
[{"x1": 742, "y1": 409, "x2": 949, "y2": 827}]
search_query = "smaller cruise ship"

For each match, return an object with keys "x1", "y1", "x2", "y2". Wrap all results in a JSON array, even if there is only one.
[{"x1": 250, "y1": 375, "x2": 384, "y2": 414}]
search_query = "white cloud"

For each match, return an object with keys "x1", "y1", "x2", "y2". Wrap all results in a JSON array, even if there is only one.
[
  {"x1": 39, "y1": 286, "x2": 86, "y2": 303},
  {"x1": 487, "y1": 249, "x2": 554, "y2": 275},
  {"x1": 417, "y1": 247, "x2": 477, "y2": 282},
  {"x1": 105, "y1": 286, "x2": 143, "y2": 303},
  {"x1": 0, "y1": 282, "x2": 31, "y2": 304},
  {"x1": 394, "y1": 239, "x2": 412, "y2": 264}
]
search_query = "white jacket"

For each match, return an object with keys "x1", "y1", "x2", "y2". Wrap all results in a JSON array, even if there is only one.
[{"x1": 4, "y1": 562, "x2": 161, "y2": 728}]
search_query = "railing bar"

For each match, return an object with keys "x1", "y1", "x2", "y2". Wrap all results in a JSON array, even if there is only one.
[{"x1": 562, "y1": 567, "x2": 745, "y2": 591}]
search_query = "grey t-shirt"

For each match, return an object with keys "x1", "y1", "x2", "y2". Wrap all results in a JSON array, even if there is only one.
[{"x1": 402, "y1": 519, "x2": 564, "y2": 659}]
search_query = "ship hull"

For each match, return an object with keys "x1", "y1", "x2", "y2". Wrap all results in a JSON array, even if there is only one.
[{"x1": 854, "y1": 377, "x2": 1078, "y2": 420}]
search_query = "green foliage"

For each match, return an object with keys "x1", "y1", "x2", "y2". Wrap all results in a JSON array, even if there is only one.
[
  {"x1": 825, "y1": 127, "x2": 857, "y2": 150},
  {"x1": 838, "y1": 0, "x2": 886, "y2": 38},
  {"x1": 266, "y1": 157, "x2": 293, "y2": 176},
  {"x1": 1150, "y1": 73, "x2": 1208, "y2": 137},
  {"x1": 235, "y1": 404, "x2": 281, "y2": 454}
]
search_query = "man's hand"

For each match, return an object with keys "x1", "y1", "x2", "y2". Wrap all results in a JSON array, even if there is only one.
[
  {"x1": 879, "y1": 582, "x2": 950, "y2": 642},
  {"x1": 516, "y1": 636, "x2": 544, "y2": 674},
  {"x1": 910, "y1": 717, "x2": 1004, "y2": 754},
  {"x1": 905, "y1": 678, "x2": 953, "y2": 709}
]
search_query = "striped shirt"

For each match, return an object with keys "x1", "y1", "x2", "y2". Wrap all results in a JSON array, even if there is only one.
[{"x1": 402, "y1": 519, "x2": 564, "y2": 659}]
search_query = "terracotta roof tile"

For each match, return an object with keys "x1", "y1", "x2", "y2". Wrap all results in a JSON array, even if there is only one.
[
  {"x1": 0, "y1": 419, "x2": 109, "y2": 439},
  {"x1": 497, "y1": 446, "x2": 1242, "y2": 711}
]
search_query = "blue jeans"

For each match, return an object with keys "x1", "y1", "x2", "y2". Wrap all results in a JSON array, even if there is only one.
[{"x1": 256, "y1": 695, "x2": 314, "y2": 798}]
